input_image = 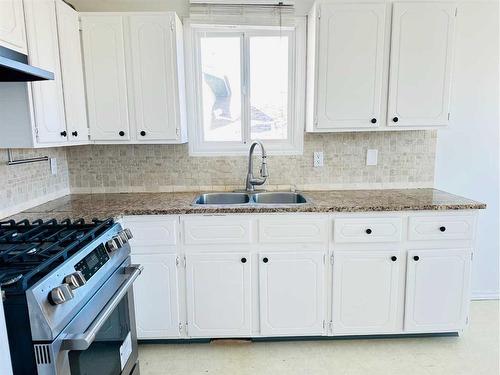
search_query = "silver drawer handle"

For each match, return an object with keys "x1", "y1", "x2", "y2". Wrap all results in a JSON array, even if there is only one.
[{"x1": 61, "y1": 264, "x2": 143, "y2": 351}]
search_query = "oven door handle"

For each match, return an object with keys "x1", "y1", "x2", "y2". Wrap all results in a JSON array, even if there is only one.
[{"x1": 61, "y1": 264, "x2": 143, "y2": 351}]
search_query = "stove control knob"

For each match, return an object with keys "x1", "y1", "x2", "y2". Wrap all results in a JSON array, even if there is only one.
[
  {"x1": 122, "y1": 228, "x2": 133, "y2": 240},
  {"x1": 105, "y1": 239, "x2": 119, "y2": 253},
  {"x1": 112, "y1": 235, "x2": 125, "y2": 248},
  {"x1": 117, "y1": 231, "x2": 129, "y2": 244},
  {"x1": 106, "y1": 235, "x2": 125, "y2": 254},
  {"x1": 49, "y1": 284, "x2": 74, "y2": 305},
  {"x1": 64, "y1": 271, "x2": 86, "y2": 290}
]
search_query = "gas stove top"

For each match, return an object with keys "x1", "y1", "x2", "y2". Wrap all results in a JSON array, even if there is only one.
[
  {"x1": 0, "y1": 218, "x2": 115, "y2": 294},
  {"x1": 1, "y1": 218, "x2": 141, "y2": 375}
]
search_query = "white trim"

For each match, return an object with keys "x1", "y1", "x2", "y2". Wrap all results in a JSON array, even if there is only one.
[
  {"x1": 0, "y1": 188, "x2": 70, "y2": 220},
  {"x1": 471, "y1": 291, "x2": 500, "y2": 300},
  {"x1": 184, "y1": 18, "x2": 306, "y2": 156},
  {"x1": 190, "y1": 0, "x2": 295, "y2": 5}
]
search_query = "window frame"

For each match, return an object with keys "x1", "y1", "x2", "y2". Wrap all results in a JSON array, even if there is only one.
[{"x1": 184, "y1": 19, "x2": 306, "y2": 156}]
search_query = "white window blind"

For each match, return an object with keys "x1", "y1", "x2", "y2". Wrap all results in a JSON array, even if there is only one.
[{"x1": 189, "y1": 2, "x2": 296, "y2": 27}]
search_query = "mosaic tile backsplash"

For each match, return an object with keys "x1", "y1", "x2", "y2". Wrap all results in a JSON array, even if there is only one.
[
  {"x1": 67, "y1": 131, "x2": 437, "y2": 193},
  {"x1": 0, "y1": 148, "x2": 70, "y2": 215}
]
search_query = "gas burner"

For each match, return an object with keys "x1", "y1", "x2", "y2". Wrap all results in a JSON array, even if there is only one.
[
  {"x1": 0, "y1": 218, "x2": 114, "y2": 293},
  {"x1": 0, "y1": 271, "x2": 23, "y2": 287}
]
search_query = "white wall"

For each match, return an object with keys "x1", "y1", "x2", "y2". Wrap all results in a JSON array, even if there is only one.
[{"x1": 435, "y1": 1, "x2": 499, "y2": 299}]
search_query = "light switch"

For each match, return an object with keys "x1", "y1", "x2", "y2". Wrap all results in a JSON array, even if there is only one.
[
  {"x1": 313, "y1": 152, "x2": 324, "y2": 167},
  {"x1": 366, "y1": 149, "x2": 378, "y2": 166}
]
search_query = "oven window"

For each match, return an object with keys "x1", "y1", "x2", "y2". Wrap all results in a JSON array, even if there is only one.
[{"x1": 68, "y1": 293, "x2": 134, "y2": 375}]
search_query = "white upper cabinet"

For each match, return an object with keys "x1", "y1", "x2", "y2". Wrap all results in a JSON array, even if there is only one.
[
  {"x1": 404, "y1": 248, "x2": 471, "y2": 333},
  {"x1": 55, "y1": 0, "x2": 89, "y2": 144},
  {"x1": 80, "y1": 15, "x2": 130, "y2": 141},
  {"x1": 24, "y1": 0, "x2": 67, "y2": 145},
  {"x1": 0, "y1": 0, "x2": 89, "y2": 148},
  {"x1": 129, "y1": 14, "x2": 186, "y2": 142},
  {"x1": 80, "y1": 12, "x2": 188, "y2": 144},
  {"x1": 310, "y1": 3, "x2": 387, "y2": 131},
  {"x1": 307, "y1": 1, "x2": 457, "y2": 132},
  {"x1": 0, "y1": 0, "x2": 27, "y2": 53},
  {"x1": 388, "y1": 3, "x2": 457, "y2": 128}
]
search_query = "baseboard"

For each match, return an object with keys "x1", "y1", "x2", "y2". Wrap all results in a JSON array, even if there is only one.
[
  {"x1": 471, "y1": 291, "x2": 500, "y2": 300},
  {"x1": 0, "y1": 188, "x2": 70, "y2": 220}
]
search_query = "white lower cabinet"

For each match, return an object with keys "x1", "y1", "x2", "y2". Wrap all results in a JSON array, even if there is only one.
[
  {"x1": 332, "y1": 250, "x2": 401, "y2": 335},
  {"x1": 131, "y1": 253, "x2": 180, "y2": 339},
  {"x1": 125, "y1": 212, "x2": 477, "y2": 340},
  {"x1": 185, "y1": 252, "x2": 252, "y2": 337},
  {"x1": 259, "y1": 252, "x2": 325, "y2": 336},
  {"x1": 404, "y1": 248, "x2": 472, "y2": 333}
]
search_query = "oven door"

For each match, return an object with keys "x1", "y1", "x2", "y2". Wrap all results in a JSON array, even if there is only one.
[{"x1": 46, "y1": 260, "x2": 142, "y2": 375}]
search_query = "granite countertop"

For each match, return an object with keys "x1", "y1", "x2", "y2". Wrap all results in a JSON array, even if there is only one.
[{"x1": 2, "y1": 189, "x2": 486, "y2": 222}]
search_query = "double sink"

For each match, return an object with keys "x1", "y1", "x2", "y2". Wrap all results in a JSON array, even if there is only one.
[{"x1": 193, "y1": 192, "x2": 309, "y2": 206}]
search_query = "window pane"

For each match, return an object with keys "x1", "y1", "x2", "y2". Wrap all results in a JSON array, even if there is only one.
[
  {"x1": 250, "y1": 36, "x2": 289, "y2": 140},
  {"x1": 200, "y1": 36, "x2": 242, "y2": 142}
]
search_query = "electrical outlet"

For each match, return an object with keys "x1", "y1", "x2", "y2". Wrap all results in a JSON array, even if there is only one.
[
  {"x1": 313, "y1": 152, "x2": 324, "y2": 167},
  {"x1": 366, "y1": 149, "x2": 378, "y2": 166},
  {"x1": 50, "y1": 158, "x2": 57, "y2": 175}
]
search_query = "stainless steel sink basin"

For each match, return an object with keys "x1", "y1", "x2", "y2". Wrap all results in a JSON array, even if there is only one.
[
  {"x1": 251, "y1": 192, "x2": 309, "y2": 204},
  {"x1": 192, "y1": 192, "x2": 309, "y2": 206},
  {"x1": 193, "y1": 193, "x2": 250, "y2": 205}
]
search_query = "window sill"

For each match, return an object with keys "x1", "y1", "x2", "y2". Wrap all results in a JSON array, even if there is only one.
[{"x1": 188, "y1": 143, "x2": 304, "y2": 157}]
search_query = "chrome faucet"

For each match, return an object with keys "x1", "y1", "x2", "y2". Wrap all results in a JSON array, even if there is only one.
[{"x1": 245, "y1": 141, "x2": 268, "y2": 192}]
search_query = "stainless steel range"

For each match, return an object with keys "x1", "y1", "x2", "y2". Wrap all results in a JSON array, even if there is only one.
[{"x1": 0, "y1": 218, "x2": 142, "y2": 375}]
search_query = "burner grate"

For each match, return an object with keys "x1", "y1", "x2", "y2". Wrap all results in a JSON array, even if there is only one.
[{"x1": 0, "y1": 218, "x2": 114, "y2": 293}]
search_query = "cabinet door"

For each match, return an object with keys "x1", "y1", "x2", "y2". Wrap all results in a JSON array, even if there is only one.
[
  {"x1": 55, "y1": 0, "x2": 88, "y2": 144},
  {"x1": 131, "y1": 253, "x2": 180, "y2": 339},
  {"x1": 81, "y1": 15, "x2": 130, "y2": 141},
  {"x1": 259, "y1": 252, "x2": 325, "y2": 336},
  {"x1": 24, "y1": 0, "x2": 67, "y2": 144},
  {"x1": 405, "y1": 248, "x2": 471, "y2": 332},
  {"x1": 332, "y1": 250, "x2": 401, "y2": 334},
  {"x1": 0, "y1": 0, "x2": 26, "y2": 53},
  {"x1": 129, "y1": 14, "x2": 180, "y2": 141},
  {"x1": 315, "y1": 3, "x2": 387, "y2": 130},
  {"x1": 388, "y1": 3, "x2": 456, "y2": 127},
  {"x1": 186, "y1": 252, "x2": 251, "y2": 337}
]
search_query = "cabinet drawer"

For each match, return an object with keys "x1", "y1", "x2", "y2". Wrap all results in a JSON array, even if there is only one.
[
  {"x1": 122, "y1": 216, "x2": 178, "y2": 247},
  {"x1": 183, "y1": 216, "x2": 252, "y2": 245},
  {"x1": 334, "y1": 218, "x2": 402, "y2": 243},
  {"x1": 258, "y1": 217, "x2": 327, "y2": 243},
  {"x1": 408, "y1": 215, "x2": 475, "y2": 241}
]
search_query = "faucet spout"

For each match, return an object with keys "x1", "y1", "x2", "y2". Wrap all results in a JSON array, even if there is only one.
[{"x1": 246, "y1": 141, "x2": 268, "y2": 192}]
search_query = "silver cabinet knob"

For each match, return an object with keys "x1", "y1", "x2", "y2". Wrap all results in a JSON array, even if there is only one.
[
  {"x1": 64, "y1": 271, "x2": 86, "y2": 290},
  {"x1": 49, "y1": 284, "x2": 74, "y2": 305}
]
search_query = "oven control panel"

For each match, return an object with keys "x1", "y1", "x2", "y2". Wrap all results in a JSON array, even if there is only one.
[{"x1": 74, "y1": 244, "x2": 110, "y2": 281}]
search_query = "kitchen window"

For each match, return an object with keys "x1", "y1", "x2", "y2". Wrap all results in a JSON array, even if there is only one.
[{"x1": 185, "y1": 21, "x2": 306, "y2": 155}]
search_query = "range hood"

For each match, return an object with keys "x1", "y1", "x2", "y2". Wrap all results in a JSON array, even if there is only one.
[{"x1": 0, "y1": 45, "x2": 54, "y2": 82}]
